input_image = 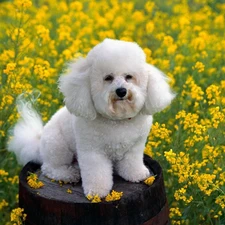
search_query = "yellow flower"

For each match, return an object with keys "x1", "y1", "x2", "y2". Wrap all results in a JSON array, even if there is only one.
[
  {"x1": 8, "y1": 175, "x2": 19, "y2": 184},
  {"x1": 112, "y1": 16, "x2": 125, "y2": 29},
  {"x1": 0, "y1": 50, "x2": 15, "y2": 63},
  {"x1": 192, "y1": 61, "x2": 205, "y2": 73},
  {"x1": 57, "y1": 24, "x2": 72, "y2": 42},
  {"x1": 58, "y1": 180, "x2": 64, "y2": 186},
  {"x1": 86, "y1": 194, "x2": 93, "y2": 201},
  {"x1": 105, "y1": 190, "x2": 123, "y2": 202},
  {"x1": 191, "y1": 37, "x2": 206, "y2": 51},
  {"x1": 193, "y1": 173, "x2": 216, "y2": 196},
  {"x1": 144, "y1": 176, "x2": 156, "y2": 186},
  {"x1": 0, "y1": 169, "x2": 9, "y2": 177},
  {"x1": 10, "y1": 207, "x2": 27, "y2": 224},
  {"x1": 143, "y1": 48, "x2": 152, "y2": 63},
  {"x1": 167, "y1": 44, "x2": 177, "y2": 54},
  {"x1": 62, "y1": 49, "x2": 73, "y2": 60},
  {"x1": 9, "y1": 28, "x2": 26, "y2": 41},
  {"x1": 174, "y1": 187, "x2": 193, "y2": 204},
  {"x1": 14, "y1": 0, "x2": 32, "y2": 9},
  {"x1": 27, "y1": 173, "x2": 44, "y2": 189},
  {"x1": 70, "y1": 1, "x2": 83, "y2": 11},
  {"x1": 215, "y1": 195, "x2": 225, "y2": 209},
  {"x1": 0, "y1": 199, "x2": 9, "y2": 210},
  {"x1": 214, "y1": 15, "x2": 224, "y2": 28},
  {"x1": 86, "y1": 194, "x2": 101, "y2": 203},
  {"x1": 206, "y1": 84, "x2": 221, "y2": 106},
  {"x1": 146, "y1": 21, "x2": 155, "y2": 34},
  {"x1": 3, "y1": 63, "x2": 17, "y2": 75},
  {"x1": 145, "y1": 2, "x2": 155, "y2": 13},
  {"x1": 170, "y1": 207, "x2": 182, "y2": 217},
  {"x1": 164, "y1": 149, "x2": 176, "y2": 164},
  {"x1": 148, "y1": 122, "x2": 172, "y2": 145},
  {"x1": 36, "y1": 25, "x2": 50, "y2": 43},
  {"x1": 132, "y1": 11, "x2": 145, "y2": 23},
  {"x1": 163, "y1": 35, "x2": 174, "y2": 46}
]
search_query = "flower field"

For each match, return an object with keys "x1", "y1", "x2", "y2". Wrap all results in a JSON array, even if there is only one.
[{"x1": 0, "y1": 0, "x2": 225, "y2": 224}]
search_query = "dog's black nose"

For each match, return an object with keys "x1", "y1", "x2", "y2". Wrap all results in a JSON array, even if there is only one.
[{"x1": 116, "y1": 88, "x2": 127, "y2": 98}]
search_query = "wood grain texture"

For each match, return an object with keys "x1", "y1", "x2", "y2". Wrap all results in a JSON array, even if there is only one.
[{"x1": 19, "y1": 155, "x2": 169, "y2": 225}]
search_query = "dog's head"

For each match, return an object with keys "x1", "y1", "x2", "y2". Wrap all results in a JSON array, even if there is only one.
[{"x1": 59, "y1": 39, "x2": 175, "y2": 120}]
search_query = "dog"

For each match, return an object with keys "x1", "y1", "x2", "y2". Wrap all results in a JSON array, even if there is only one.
[{"x1": 8, "y1": 39, "x2": 175, "y2": 197}]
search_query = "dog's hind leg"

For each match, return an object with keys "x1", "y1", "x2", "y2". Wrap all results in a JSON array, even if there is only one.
[
  {"x1": 41, "y1": 163, "x2": 80, "y2": 183},
  {"x1": 39, "y1": 123, "x2": 80, "y2": 183}
]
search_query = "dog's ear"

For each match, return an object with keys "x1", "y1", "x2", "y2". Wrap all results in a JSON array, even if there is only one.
[
  {"x1": 142, "y1": 63, "x2": 175, "y2": 115},
  {"x1": 59, "y1": 58, "x2": 96, "y2": 120}
]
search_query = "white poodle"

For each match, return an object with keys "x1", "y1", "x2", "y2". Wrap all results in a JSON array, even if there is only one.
[{"x1": 8, "y1": 39, "x2": 175, "y2": 197}]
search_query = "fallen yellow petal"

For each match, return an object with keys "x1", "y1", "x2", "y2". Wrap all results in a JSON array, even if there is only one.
[{"x1": 144, "y1": 176, "x2": 156, "y2": 186}]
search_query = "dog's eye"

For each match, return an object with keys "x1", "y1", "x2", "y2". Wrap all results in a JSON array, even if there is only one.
[
  {"x1": 125, "y1": 74, "x2": 133, "y2": 81},
  {"x1": 104, "y1": 75, "x2": 114, "y2": 82}
]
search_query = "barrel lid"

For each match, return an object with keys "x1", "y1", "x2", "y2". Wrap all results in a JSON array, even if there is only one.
[{"x1": 19, "y1": 155, "x2": 169, "y2": 225}]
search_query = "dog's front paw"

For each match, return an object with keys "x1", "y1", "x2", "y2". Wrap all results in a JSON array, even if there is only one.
[
  {"x1": 84, "y1": 182, "x2": 112, "y2": 198},
  {"x1": 131, "y1": 166, "x2": 151, "y2": 182},
  {"x1": 117, "y1": 164, "x2": 151, "y2": 183}
]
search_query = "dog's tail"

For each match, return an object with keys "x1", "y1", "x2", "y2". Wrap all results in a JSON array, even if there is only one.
[{"x1": 8, "y1": 97, "x2": 43, "y2": 165}]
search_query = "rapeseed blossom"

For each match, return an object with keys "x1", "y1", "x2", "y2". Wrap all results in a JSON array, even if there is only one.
[
  {"x1": 86, "y1": 194, "x2": 101, "y2": 203},
  {"x1": 10, "y1": 207, "x2": 27, "y2": 225},
  {"x1": 144, "y1": 176, "x2": 156, "y2": 186},
  {"x1": 105, "y1": 190, "x2": 123, "y2": 202},
  {"x1": 192, "y1": 61, "x2": 205, "y2": 73},
  {"x1": 0, "y1": 199, "x2": 9, "y2": 210},
  {"x1": 67, "y1": 188, "x2": 72, "y2": 194},
  {"x1": 27, "y1": 173, "x2": 44, "y2": 189}
]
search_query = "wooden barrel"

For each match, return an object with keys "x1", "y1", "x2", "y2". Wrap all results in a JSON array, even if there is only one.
[{"x1": 19, "y1": 155, "x2": 169, "y2": 225}]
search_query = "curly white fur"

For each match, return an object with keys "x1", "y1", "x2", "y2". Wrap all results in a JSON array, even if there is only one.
[{"x1": 8, "y1": 39, "x2": 175, "y2": 197}]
